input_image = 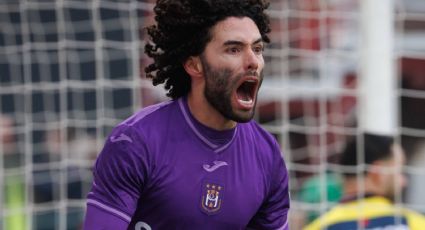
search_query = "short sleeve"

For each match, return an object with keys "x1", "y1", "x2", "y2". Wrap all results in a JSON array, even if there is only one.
[
  {"x1": 83, "y1": 204, "x2": 129, "y2": 230},
  {"x1": 85, "y1": 126, "x2": 150, "y2": 225},
  {"x1": 247, "y1": 141, "x2": 290, "y2": 230}
]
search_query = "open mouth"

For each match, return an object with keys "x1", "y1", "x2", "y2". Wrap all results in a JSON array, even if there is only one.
[{"x1": 236, "y1": 78, "x2": 258, "y2": 106}]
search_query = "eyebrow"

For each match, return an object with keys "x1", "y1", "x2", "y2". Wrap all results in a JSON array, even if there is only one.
[{"x1": 223, "y1": 38, "x2": 263, "y2": 46}]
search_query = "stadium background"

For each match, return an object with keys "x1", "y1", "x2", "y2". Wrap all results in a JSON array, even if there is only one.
[{"x1": 1, "y1": 0, "x2": 425, "y2": 229}]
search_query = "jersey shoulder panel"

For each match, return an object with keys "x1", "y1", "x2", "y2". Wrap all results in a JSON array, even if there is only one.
[
  {"x1": 111, "y1": 99, "x2": 178, "y2": 145},
  {"x1": 119, "y1": 100, "x2": 174, "y2": 128},
  {"x1": 404, "y1": 208, "x2": 425, "y2": 230},
  {"x1": 240, "y1": 121, "x2": 281, "y2": 157},
  {"x1": 243, "y1": 122, "x2": 290, "y2": 229},
  {"x1": 303, "y1": 197, "x2": 417, "y2": 230},
  {"x1": 87, "y1": 100, "x2": 178, "y2": 221}
]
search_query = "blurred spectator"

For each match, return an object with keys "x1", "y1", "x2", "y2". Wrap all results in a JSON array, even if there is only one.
[
  {"x1": 304, "y1": 133, "x2": 425, "y2": 230},
  {"x1": 289, "y1": 171, "x2": 343, "y2": 229},
  {"x1": 1, "y1": 114, "x2": 26, "y2": 230},
  {"x1": 298, "y1": 172, "x2": 343, "y2": 223},
  {"x1": 32, "y1": 127, "x2": 97, "y2": 230}
]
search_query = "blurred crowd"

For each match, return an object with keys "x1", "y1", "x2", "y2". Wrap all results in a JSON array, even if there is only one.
[{"x1": 0, "y1": 113, "x2": 97, "y2": 230}]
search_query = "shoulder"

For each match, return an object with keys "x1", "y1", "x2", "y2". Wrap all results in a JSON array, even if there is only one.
[
  {"x1": 236, "y1": 121, "x2": 281, "y2": 171},
  {"x1": 304, "y1": 199, "x2": 425, "y2": 230},
  {"x1": 239, "y1": 120, "x2": 279, "y2": 148},
  {"x1": 238, "y1": 121, "x2": 283, "y2": 164},
  {"x1": 120, "y1": 100, "x2": 176, "y2": 128},
  {"x1": 302, "y1": 205, "x2": 350, "y2": 230},
  {"x1": 99, "y1": 100, "x2": 178, "y2": 159},
  {"x1": 239, "y1": 121, "x2": 286, "y2": 178},
  {"x1": 111, "y1": 99, "x2": 178, "y2": 138},
  {"x1": 404, "y1": 208, "x2": 425, "y2": 228}
]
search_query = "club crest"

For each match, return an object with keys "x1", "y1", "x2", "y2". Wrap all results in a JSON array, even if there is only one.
[{"x1": 200, "y1": 182, "x2": 224, "y2": 215}]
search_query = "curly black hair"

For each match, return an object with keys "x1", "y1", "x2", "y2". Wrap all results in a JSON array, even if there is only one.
[{"x1": 144, "y1": 0, "x2": 271, "y2": 99}]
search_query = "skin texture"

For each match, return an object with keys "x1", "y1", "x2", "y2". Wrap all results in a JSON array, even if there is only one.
[{"x1": 184, "y1": 17, "x2": 265, "y2": 130}]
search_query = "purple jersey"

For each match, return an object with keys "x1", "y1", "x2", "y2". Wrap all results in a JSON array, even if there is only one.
[{"x1": 85, "y1": 97, "x2": 290, "y2": 230}]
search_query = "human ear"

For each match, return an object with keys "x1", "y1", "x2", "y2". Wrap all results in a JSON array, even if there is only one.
[
  {"x1": 369, "y1": 161, "x2": 388, "y2": 186},
  {"x1": 183, "y1": 56, "x2": 203, "y2": 78},
  {"x1": 368, "y1": 164, "x2": 381, "y2": 183}
]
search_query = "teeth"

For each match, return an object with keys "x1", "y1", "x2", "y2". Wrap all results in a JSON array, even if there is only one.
[{"x1": 238, "y1": 98, "x2": 253, "y2": 105}]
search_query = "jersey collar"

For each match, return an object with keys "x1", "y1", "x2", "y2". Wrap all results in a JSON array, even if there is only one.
[{"x1": 178, "y1": 97, "x2": 237, "y2": 153}]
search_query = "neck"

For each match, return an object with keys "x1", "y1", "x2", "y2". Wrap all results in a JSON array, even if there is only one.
[
  {"x1": 187, "y1": 91, "x2": 236, "y2": 131},
  {"x1": 343, "y1": 176, "x2": 382, "y2": 198}
]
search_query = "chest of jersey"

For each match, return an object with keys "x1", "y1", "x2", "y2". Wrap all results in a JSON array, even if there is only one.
[{"x1": 129, "y1": 133, "x2": 269, "y2": 229}]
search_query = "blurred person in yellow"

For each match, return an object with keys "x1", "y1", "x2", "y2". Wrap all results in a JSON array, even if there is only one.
[
  {"x1": 304, "y1": 133, "x2": 425, "y2": 230},
  {"x1": 1, "y1": 114, "x2": 26, "y2": 230}
]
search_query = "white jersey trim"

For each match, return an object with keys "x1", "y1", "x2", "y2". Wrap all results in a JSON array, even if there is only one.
[
  {"x1": 178, "y1": 98, "x2": 218, "y2": 149},
  {"x1": 178, "y1": 97, "x2": 238, "y2": 153},
  {"x1": 122, "y1": 100, "x2": 173, "y2": 126},
  {"x1": 87, "y1": 198, "x2": 132, "y2": 223},
  {"x1": 277, "y1": 217, "x2": 289, "y2": 230}
]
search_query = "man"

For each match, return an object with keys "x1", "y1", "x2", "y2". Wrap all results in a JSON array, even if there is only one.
[
  {"x1": 304, "y1": 133, "x2": 425, "y2": 230},
  {"x1": 83, "y1": 0, "x2": 290, "y2": 229}
]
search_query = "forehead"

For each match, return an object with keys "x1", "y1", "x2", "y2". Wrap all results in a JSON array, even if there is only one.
[{"x1": 209, "y1": 17, "x2": 261, "y2": 44}]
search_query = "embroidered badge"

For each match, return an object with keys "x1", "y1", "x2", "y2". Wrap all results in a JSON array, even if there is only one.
[{"x1": 200, "y1": 182, "x2": 224, "y2": 215}]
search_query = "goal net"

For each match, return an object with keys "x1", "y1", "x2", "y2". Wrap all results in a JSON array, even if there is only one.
[
  {"x1": 1, "y1": 0, "x2": 425, "y2": 229},
  {"x1": 261, "y1": 0, "x2": 425, "y2": 229},
  {"x1": 0, "y1": 1, "x2": 161, "y2": 229}
]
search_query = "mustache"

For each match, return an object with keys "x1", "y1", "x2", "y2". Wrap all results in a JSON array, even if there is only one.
[
  {"x1": 245, "y1": 70, "x2": 259, "y2": 77},
  {"x1": 243, "y1": 70, "x2": 263, "y2": 81}
]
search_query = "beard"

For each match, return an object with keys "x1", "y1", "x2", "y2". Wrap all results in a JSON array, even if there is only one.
[{"x1": 200, "y1": 55, "x2": 262, "y2": 123}]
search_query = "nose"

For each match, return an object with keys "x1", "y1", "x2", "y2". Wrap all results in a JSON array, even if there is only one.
[{"x1": 244, "y1": 49, "x2": 259, "y2": 71}]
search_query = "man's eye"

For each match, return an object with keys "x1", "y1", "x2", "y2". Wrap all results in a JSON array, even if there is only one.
[
  {"x1": 227, "y1": 47, "x2": 240, "y2": 53},
  {"x1": 253, "y1": 46, "x2": 264, "y2": 54}
]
